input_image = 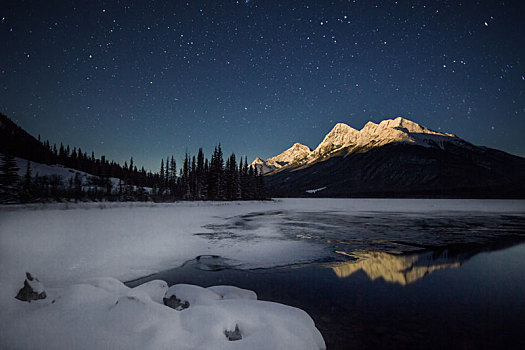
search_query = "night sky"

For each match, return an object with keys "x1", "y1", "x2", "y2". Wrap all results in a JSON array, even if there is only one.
[{"x1": 2, "y1": 1, "x2": 525, "y2": 171}]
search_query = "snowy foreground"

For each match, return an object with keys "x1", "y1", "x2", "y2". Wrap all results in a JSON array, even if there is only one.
[
  {"x1": 1, "y1": 199, "x2": 524, "y2": 349},
  {"x1": 2, "y1": 277, "x2": 324, "y2": 350}
]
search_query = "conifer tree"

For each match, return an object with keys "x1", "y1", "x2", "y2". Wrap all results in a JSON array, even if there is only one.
[
  {"x1": 20, "y1": 161, "x2": 33, "y2": 202},
  {"x1": 23, "y1": 161, "x2": 32, "y2": 190},
  {"x1": 195, "y1": 148, "x2": 204, "y2": 199},
  {"x1": 0, "y1": 154, "x2": 20, "y2": 203},
  {"x1": 159, "y1": 159, "x2": 165, "y2": 195},
  {"x1": 165, "y1": 157, "x2": 170, "y2": 193},
  {"x1": 182, "y1": 153, "x2": 191, "y2": 199},
  {"x1": 169, "y1": 156, "x2": 177, "y2": 194}
]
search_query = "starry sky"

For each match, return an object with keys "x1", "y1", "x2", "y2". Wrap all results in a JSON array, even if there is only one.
[{"x1": 2, "y1": 0, "x2": 525, "y2": 171}]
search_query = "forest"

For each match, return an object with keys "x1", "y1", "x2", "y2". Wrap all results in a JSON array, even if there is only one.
[{"x1": 0, "y1": 140, "x2": 266, "y2": 204}]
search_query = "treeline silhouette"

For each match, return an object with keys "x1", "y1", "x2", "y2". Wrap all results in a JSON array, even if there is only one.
[
  {"x1": 0, "y1": 114, "x2": 266, "y2": 203},
  {"x1": 1, "y1": 145, "x2": 266, "y2": 203}
]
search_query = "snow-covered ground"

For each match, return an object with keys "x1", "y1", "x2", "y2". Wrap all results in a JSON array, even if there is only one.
[
  {"x1": 3, "y1": 198, "x2": 522, "y2": 289},
  {"x1": 0, "y1": 200, "x2": 328, "y2": 349},
  {"x1": 12, "y1": 156, "x2": 122, "y2": 189},
  {"x1": 1, "y1": 277, "x2": 324, "y2": 350},
  {"x1": 1, "y1": 198, "x2": 524, "y2": 349}
]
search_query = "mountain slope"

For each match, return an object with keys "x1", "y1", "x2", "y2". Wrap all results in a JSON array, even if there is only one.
[
  {"x1": 253, "y1": 117, "x2": 465, "y2": 174},
  {"x1": 265, "y1": 142, "x2": 525, "y2": 198},
  {"x1": 257, "y1": 117, "x2": 525, "y2": 198},
  {"x1": 0, "y1": 113, "x2": 55, "y2": 164},
  {"x1": 252, "y1": 143, "x2": 311, "y2": 173}
]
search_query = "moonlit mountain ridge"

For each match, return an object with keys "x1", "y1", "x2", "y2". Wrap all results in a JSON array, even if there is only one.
[{"x1": 253, "y1": 116, "x2": 461, "y2": 174}]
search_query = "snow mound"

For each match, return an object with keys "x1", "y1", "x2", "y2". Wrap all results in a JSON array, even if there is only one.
[{"x1": 1, "y1": 277, "x2": 325, "y2": 350}]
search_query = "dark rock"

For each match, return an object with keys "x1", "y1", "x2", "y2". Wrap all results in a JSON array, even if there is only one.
[
  {"x1": 15, "y1": 272, "x2": 46, "y2": 302},
  {"x1": 225, "y1": 324, "x2": 242, "y2": 341},
  {"x1": 163, "y1": 295, "x2": 190, "y2": 311}
]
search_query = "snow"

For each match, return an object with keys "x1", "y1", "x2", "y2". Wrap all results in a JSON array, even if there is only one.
[
  {"x1": 306, "y1": 187, "x2": 327, "y2": 194},
  {"x1": 12, "y1": 156, "x2": 123, "y2": 190},
  {"x1": 251, "y1": 143, "x2": 311, "y2": 174},
  {"x1": 1, "y1": 199, "x2": 523, "y2": 289},
  {"x1": 0, "y1": 200, "x2": 334, "y2": 349},
  {"x1": 253, "y1": 117, "x2": 464, "y2": 173},
  {"x1": 1, "y1": 198, "x2": 524, "y2": 349},
  {"x1": 0, "y1": 278, "x2": 325, "y2": 350},
  {"x1": 311, "y1": 122, "x2": 359, "y2": 158},
  {"x1": 25, "y1": 274, "x2": 46, "y2": 294}
]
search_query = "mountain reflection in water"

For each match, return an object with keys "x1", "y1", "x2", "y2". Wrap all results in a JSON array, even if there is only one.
[
  {"x1": 330, "y1": 238, "x2": 524, "y2": 285},
  {"x1": 330, "y1": 250, "x2": 460, "y2": 285}
]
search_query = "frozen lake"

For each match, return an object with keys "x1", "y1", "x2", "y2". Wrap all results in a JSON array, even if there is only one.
[
  {"x1": 129, "y1": 242, "x2": 525, "y2": 349},
  {"x1": 125, "y1": 201, "x2": 525, "y2": 349},
  {"x1": 1, "y1": 198, "x2": 525, "y2": 349}
]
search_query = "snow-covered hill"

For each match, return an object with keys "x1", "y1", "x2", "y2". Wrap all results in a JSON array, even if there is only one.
[
  {"x1": 252, "y1": 117, "x2": 462, "y2": 174},
  {"x1": 9, "y1": 155, "x2": 122, "y2": 190},
  {"x1": 12, "y1": 155, "x2": 119, "y2": 188}
]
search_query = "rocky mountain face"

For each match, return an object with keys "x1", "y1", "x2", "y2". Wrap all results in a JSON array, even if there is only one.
[
  {"x1": 252, "y1": 117, "x2": 462, "y2": 174},
  {"x1": 251, "y1": 143, "x2": 312, "y2": 174},
  {"x1": 253, "y1": 117, "x2": 525, "y2": 198}
]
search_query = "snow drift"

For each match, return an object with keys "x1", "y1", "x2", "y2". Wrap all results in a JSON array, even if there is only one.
[{"x1": 1, "y1": 277, "x2": 325, "y2": 350}]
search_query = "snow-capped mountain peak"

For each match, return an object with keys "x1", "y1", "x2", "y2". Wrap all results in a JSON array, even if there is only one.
[
  {"x1": 250, "y1": 143, "x2": 311, "y2": 174},
  {"x1": 268, "y1": 143, "x2": 311, "y2": 165},
  {"x1": 379, "y1": 116, "x2": 455, "y2": 137},
  {"x1": 312, "y1": 123, "x2": 359, "y2": 157},
  {"x1": 253, "y1": 117, "x2": 462, "y2": 174}
]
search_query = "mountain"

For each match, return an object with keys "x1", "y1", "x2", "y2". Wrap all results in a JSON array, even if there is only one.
[
  {"x1": 252, "y1": 143, "x2": 311, "y2": 174},
  {"x1": 253, "y1": 117, "x2": 461, "y2": 174},
  {"x1": 0, "y1": 113, "x2": 56, "y2": 164},
  {"x1": 255, "y1": 117, "x2": 525, "y2": 198}
]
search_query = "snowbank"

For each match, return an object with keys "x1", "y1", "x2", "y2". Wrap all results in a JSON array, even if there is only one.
[{"x1": 0, "y1": 277, "x2": 325, "y2": 350}]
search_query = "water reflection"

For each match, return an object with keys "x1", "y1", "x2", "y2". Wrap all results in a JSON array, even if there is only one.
[
  {"x1": 330, "y1": 250, "x2": 460, "y2": 285},
  {"x1": 330, "y1": 238, "x2": 524, "y2": 285},
  {"x1": 127, "y1": 240, "x2": 525, "y2": 349}
]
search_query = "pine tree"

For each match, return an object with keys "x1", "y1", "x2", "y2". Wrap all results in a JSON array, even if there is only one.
[
  {"x1": 165, "y1": 157, "x2": 170, "y2": 193},
  {"x1": 169, "y1": 156, "x2": 177, "y2": 195},
  {"x1": 182, "y1": 153, "x2": 191, "y2": 199},
  {"x1": 23, "y1": 161, "x2": 32, "y2": 190},
  {"x1": 73, "y1": 173, "x2": 82, "y2": 201},
  {"x1": 216, "y1": 144, "x2": 225, "y2": 200},
  {"x1": 21, "y1": 161, "x2": 33, "y2": 202},
  {"x1": 159, "y1": 159, "x2": 165, "y2": 196},
  {"x1": 224, "y1": 157, "x2": 232, "y2": 200},
  {"x1": 0, "y1": 154, "x2": 20, "y2": 203},
  {"x1": 208, "y1": 146, "x2": 218, "y2": 199},
  {"x1": 202, "y1": 158, "x2": 209, "y2": 199},
  {"x1": 255, "y1": 167, "x2": 266, "y2": 199},
  {"x1": 196, "y1": 148, "x2": 205, "y2": 199}
]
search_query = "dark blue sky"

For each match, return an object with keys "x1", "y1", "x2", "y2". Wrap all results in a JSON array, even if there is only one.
[{"x1": 2, "y1": 0, "x2": 525, "y2": 171}]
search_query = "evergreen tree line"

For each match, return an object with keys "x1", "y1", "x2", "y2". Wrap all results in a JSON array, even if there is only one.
[
  {"x1": 39, "y1": 140, "x2": 157, "y2": 188},
  {"x1": 0, "y1": 145, "x2": 266, "y2": 204},
  {"x1": 152, "y1": 145, "x2": 266, "y2": 201}
]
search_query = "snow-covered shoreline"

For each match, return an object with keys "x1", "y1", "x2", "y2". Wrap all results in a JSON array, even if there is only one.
[
  {"x1": 1, "y1": 198, "x2": 524, "y2": 349},
  {"x1": 1, "y1": 276, "x2": 325, "y2": 350},
  {"x1": 1, "y1": 198, "x2": 524, "y2": 286}
]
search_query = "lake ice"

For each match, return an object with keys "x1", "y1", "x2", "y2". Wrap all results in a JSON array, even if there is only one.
[{"x1": 1, "y1": 198, "x2": 524, "y2": 349}]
